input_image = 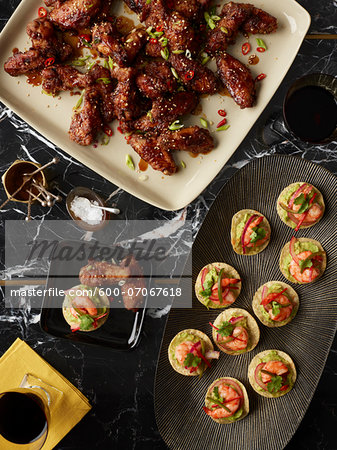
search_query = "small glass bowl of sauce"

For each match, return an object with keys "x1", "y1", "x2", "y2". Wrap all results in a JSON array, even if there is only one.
[
  {"x1": 283, "y1": 73, "x2": 337, "y2": 144},
  {"x1": 66, "y1": 187, "x2": 109, "y2": 231}
]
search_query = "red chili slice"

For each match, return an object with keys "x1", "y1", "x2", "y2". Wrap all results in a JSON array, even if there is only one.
[
  {"x1": 294, "y1": 192, "x2": 318, "y2": 231},
  {"x1": 257, "y1": 47, "x2": 266, "y2": 53},
  {"x1": 209, "y1": 322, "x2": 219, "y2": 331},
  {"x1": 44, "y1": 57, "x2": 55, "y2": 67},
  {"x1": 184, "y1": 70, "x2": 195, "y2": 81},
  {"x1": 38, "y1": 7, "x2": 47, "y2": 18},
  {"x1": 217, "y1": 118, "x2": 227, "y2": 128},
  {"x1": 149, "y1": 38, "x2": 158, "y2": 44},
  {"x1": 79, "y1": 34, "x2": 91, "y2": 43},
  {"x1": 242, "y1": 42, "x2": 251, "y2": 55},
  {"x1": 261, "y1": 288, "x2": 288, "y2": 306},
  {"x1": 156, "y1": 25, "x2": 164, "y2": 32},
  {"x1": 103, "y1": 125, "x2": 113, "y2": 136},
  {"x1": 117, "y1": 126, "x2": 123, "y2": 134},
  {"x1": 218, "y1": 109, "x2": 226, "y2": 117},
  {"x1": 256, "y1": 73, "x2": 266, "y2": 82}
]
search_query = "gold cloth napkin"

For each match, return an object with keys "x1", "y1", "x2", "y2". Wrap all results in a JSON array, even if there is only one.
[{"x1": 0, "y1": 338, "x2": 91, "y2": 449}]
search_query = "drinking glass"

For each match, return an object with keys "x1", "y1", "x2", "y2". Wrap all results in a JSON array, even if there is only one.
[{"x1": 0, "y1": 375, "x2": 52, "y2": 450}]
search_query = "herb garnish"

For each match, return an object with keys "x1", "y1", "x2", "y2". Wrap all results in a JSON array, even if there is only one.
[
  {"x1": 184, "y1": 353, "x2": 201, "y2": 368},
  {"x1": 217, "y1": 321, "x2": 234, "y2": 337},
  {"x1": 250, "y1": 226, "x2": 266, "y2": 243},
  {"x1": 266, "y1": 375, "x2": 283, "y2": 394}
]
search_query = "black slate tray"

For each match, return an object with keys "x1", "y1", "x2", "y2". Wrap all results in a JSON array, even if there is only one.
[
  {"x1": 40, "y1": 240, "x2": 148, "y2": 350},
  {"x1": 155, "y1": 155, "x2": 337, "y2": 450}
]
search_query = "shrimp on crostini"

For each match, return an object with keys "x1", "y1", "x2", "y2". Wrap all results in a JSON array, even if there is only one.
[
  {"x1": 264, "y1": 293, "x2": 293, "y2": 322},
  {"x1": 244, "y1": 216, "x2": 270, "y2": 248},
  {"x1": 174, "y1": 341, "x2": 198, "y2": 365},
  {"x1": 261, "y1": 360, "x2": 289, "y2": 384},
  {"x1": 218, "y1": 326, "x2": 248, "y2": 351},
  {"x1": 289, "y1": 251, "x2": 320, "y2": 283},
  {"x1": 72, "y1": 296, "x2": 98, "y2": 316},
  {"x1": 204, "y1": 383, "x2": 241, "y2": 419}
]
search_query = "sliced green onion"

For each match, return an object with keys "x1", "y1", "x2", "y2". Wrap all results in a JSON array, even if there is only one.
[
  {"x1": 125, "y1": 38, "x2": 133, "y2": 43},
  {"x1": 101, "y1": 135, "x2": 110, "y2": 145},
  {"x1": 201, "y1": 53, "x2": 210, "y2": 65},
  {"x1": 96, "y1": 78, "x2": 111, "y2": 84},
  {"x1": 42, "y1": 89, "x2": 53, "y2": 96},
  {"x1": 218, "y1": 268, "x2": 224, "y2": 303},
  {"x1": 108, "y1": 56, "x2": 114, "y2": 71},
  {"x1": 126, "y1": 154, "x2": 135, "y2": 170},
  {"x1": 102, "y1": 59, "x2": 109, "y2": 69},
  {"x1": 71, "y1": 55, "x2": 90, "y2": 67},
  {"x1": 73, "y1": 89, "x2": 85, "y2": 110},
  {"x1": 221, "y1": 26, "x2": 228, "y2": 34},
  {"x1": 172, "y1": 49, "x2": 184, "y2": 54},
  {"x1": 169, "y1": 120, "x2": 184, "y2": 131},
  {"x1": 161, "y1": 47, "x2": 169, "y2": 60},
  {"x1": 146, "y1": 26, "x2": 153, "y2": 34},
  {"x1": 146, "y1": 111, "x2": 153, "y2": 122},
  {"x1": 216, "y1": 124, "x2": 230, "y2": 132},
  {"x1": 256, "y1": 38, "x2": 267, "y2": 50},
  {"x1": 154, "y1": 31, "x2": 163, "y2": 37},
  {"x1": 181, "y1": 161, "x2": 186, "y2": 168},
  {"x1": 160, "y1": 37, "x2": 168, "y2": 47},
  {"x1": 171, "y1": 67, "x2": 179, "y2": 79},
  {"x1": 146, "y1": 0, "x2": 151, "y2": 4},
  {"x1": 204, "y1": 12, "x2": 216, "y2": 30},
  {"x1": 200, "y1": 118, "x2": 208, "y2": 128},
  {"x1": 211, "y1": 15, "x2": 221, "y2": 21}
]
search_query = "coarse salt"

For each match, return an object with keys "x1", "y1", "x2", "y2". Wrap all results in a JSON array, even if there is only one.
[{"x1": 70, "y1": 196, "x2": 103, "y2": 225}]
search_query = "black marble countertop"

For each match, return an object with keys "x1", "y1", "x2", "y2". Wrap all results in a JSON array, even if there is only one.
[{"x1": 0, "y1": 1, "x2": 336, "y2": 449}]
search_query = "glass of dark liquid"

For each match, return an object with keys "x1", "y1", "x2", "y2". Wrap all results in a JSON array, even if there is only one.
[
  {"x1": 264, "y1": 73, "x2": 337, "y2": 145},
  {"x1": 0, "y1": 387, "x2": 50, "y2": 449}
]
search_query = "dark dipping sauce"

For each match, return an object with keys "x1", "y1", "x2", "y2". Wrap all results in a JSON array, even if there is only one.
[
  {"x1": 0, "y1": 392, "x2": 47, "y2": 444},
  {"x1": 4, "y1": 162, "x2": 44, "y2": 201},
  {"x1": 284, "y1": 85, "x2": 337, "y2": 142}
]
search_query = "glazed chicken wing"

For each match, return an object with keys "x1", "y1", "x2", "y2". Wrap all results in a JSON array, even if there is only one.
[
  {"x1": 50, "y1": 0, "x2": 101, "y2": 30},
  {"x1": 136, "y1": 60, "x2": 177, "y2": 99},
  {"x1": 206, "y1": 2, "x2": 277, "y2": 55},
  {"x1": 158, "y1": 126, "x2": 214, "y2": 154},
  {"x1": 79, "y1": 256, "x2": 145, "y2": 310},
  {"x1": 205, "y1": 2, "x2": 251, "y2": 55},
  {"x1": 4, "y1": 49, "x2": 46, "y2": 76},
  {"x1": 41, "y1": 64, "x2": 91, "y2": 95},
  {"x1": 123, "y1": 28, "x2": 148, "y2": 64},
  {"x1": 79, "y1": 260, "x2": 132, "y2": 287},
  {"x1": 5, "y1": 18, "x2": 72, "y2": 76},
  {"x1": 166, "y1": 11, "x2": 198, "y2": 55},
  {"x1": 168, "y1": 0, "x2": 204, "y2": 21},
  {"x1": 69, "y1": 87, "x2": 103, "y2": 145},
  {"x1": 92, "y1": 23, "x2": 147, "y2": 67},
  {"x1": 27, "y1": 18, "x2": 73, "y2": 60},
  {"x1": 216, "y1": 52, "x2": 256, "y2": 109},
  {"x1": 169, "y1": 53, "x2": 219, "y2": 94},
  {"x1": 89, "y1": 64, "x2": 116, "y2": 124},
  {"x1": 133, "y1": 91, "x2": 199, "y2": 133},
  {"x1": 128, "y1": 134, "x2": 177, "y2": 175},
  {"x1": 112, "y1": 66, "x2": 143, "y2": 124},
  {"x1": 241, "y1": 6, "x2": 278, "y2": 34}
]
